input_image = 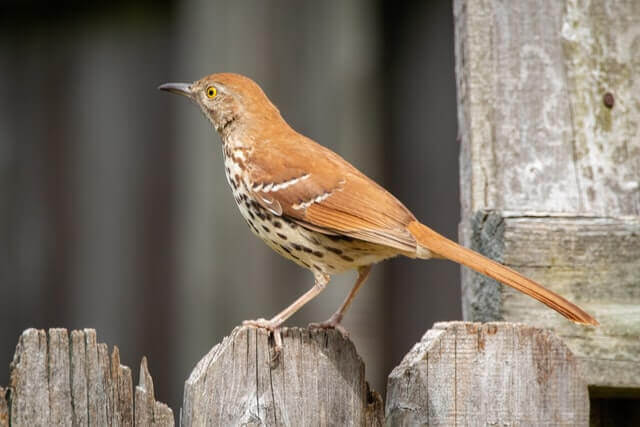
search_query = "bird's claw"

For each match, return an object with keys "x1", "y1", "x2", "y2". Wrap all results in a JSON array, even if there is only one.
[
  {"x1": 243, "y1": 318, "x2": 279, "y2": 331},
  {"x1": 308, "y1": 314, "x2": 349, "y2": 338},
  {"x1": 243, "y1": 318, "x2": 283, "y2": 365}
]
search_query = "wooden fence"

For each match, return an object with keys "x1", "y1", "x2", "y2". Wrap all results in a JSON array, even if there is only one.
[
  {"x1": 1, "y1": 322, "x2": 589, "y2": 426},
  {"x1": 2, "y1": 0, "x2": 638, "y2": 425}
]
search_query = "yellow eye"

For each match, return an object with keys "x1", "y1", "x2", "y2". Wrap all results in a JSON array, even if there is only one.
[{"x1": 206, "y1": 86, "x2": 217, "y2": 98}]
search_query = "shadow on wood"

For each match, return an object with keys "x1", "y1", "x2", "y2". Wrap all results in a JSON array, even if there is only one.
[
  {"x1": 386, "y1": 322, "x2": 589, "y2": 425},
  {"x1": 3, "y1": 328, "x2": 172, "y2": 426},
  {"x1": 182, "y1": 326, "x2": 383, "y2": 426}
]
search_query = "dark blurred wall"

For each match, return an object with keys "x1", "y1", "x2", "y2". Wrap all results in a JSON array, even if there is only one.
[
  {"x1": 0, "y1": 0, "x2": 458, "y2": 413},
  {"x1": 0, "y1": 0, "x2": 178, "y2": 407},
  {"x1": 382, "y1": 0, "x2": 461, "y2": 382}
]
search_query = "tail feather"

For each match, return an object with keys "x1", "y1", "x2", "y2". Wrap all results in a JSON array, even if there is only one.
[{"x1": 407, "y1": 221, "x2": 598, "y2": 326}]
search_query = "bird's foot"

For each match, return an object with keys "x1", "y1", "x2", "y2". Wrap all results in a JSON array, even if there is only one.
[
  {"x1": 243, "y1": 318, "x2": 283, "y2": 365},
  {"x1": 308, "y1": 313, "x2": 349, "y2": 338},
  {"x1": 243, "y1": 317, "x2": 280, "y2": 331}
]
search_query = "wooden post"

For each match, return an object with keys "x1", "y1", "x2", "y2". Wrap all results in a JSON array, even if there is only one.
[
  {"x1": 454, "y1": 0, "x2": 640, "y2": 392},
  {"x1": 386, "y1": 322, "x2": 589, "y2": 425},
  {"x1": 4, "y1": 328, "x2": 173, "y2": 426},
  {"x1": 181, "y1": 326, "x2": 383, "y2": 426}
]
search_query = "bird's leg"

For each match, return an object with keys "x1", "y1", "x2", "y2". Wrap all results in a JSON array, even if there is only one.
[
  {"x1": 243, "y1": 272, "x2": 330, "y2": 353},
  {"x1": 309, "y1": 265, "x2": 372, "y2": 337}
]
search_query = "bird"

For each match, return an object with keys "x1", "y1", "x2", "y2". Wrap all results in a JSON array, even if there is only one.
[{"x1": 159, "y1": 73, "x2": 598, "y2": 348}]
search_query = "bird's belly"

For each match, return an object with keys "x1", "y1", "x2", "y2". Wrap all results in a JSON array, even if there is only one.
[{"x1": 225, "y1": 171, "x2": 396, "y2": 275}]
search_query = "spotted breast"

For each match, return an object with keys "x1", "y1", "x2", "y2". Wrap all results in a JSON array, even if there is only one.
[{"x1": 222, "y1": 144, "x2": 397, "y2": 276}]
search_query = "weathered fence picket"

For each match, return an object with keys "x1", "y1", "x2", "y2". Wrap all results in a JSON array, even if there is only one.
[
  {"x1": 181, "y1": 327, "x2": 383, "y2": 426},
  {"x1": 1, "y1": 323, "x2": 589, "y2": 426},
  {"x1": 3, "y1": 328, "x2": 173, "y2": 426},
  {"x1": 386, "y1": 322, "x2": 588, "y2": 425}
]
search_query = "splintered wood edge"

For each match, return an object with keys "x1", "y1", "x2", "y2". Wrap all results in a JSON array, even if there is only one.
[
  {"x1": 4, "y1": 328, "x2": 173, "y2": 426},
  {"x1": 135, "y1": 357, "x2": 174, "y2": 426}
]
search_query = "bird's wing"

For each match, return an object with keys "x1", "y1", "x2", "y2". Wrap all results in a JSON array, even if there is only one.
[{"x1": 245, "y1": 133, "x2": 418, "y2": 252}]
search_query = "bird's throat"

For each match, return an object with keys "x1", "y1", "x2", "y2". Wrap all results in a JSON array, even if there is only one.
[{"x1": 215, "y1": 112, "x2": 239, "y2": 136}]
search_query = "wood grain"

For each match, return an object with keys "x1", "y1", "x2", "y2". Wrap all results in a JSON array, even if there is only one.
[
  {"x1": 181, "y1": 326, "x2": 383, "y2": 426},
  {"x1": 386, "y1": 321, "x2": 589, "y2": 426},
  {"x1": 6, "y1": 328, "x2": 173, "y2": 426}
]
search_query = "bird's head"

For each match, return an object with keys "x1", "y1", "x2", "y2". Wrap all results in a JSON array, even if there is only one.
[{"x1": 159, "y1": 73, "x2": 282, "y2": 138}]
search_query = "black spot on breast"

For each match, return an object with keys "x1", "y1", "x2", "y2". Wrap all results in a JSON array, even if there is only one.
[
  {"x1": 248, "y1": 210, "x2": 255, "y2": 220},
  {"x1": 291, "y1": 244, "x2": 303, "y2": 251},
  {"x1": 273, "y1": 221, "x2": 282, "y2": 228},
  {"x1": 313, "y1": 264, "x2": 323, "y2": 272},
  {"x1": 262, "y1": 225, "x2": 270, "y2": 232},
  {"x1": 278, "y1": 244, "x2": 292, "y2": 254},
  {"x1": 302, "y1": 247, "x2": 313, "y2": 254},
  {"x1": 341, "y1": 255, "x2": 355, "y2": 262},
  {"x1": 313, "y1": 251, "x2": 324, "y2": 258},
  {"x1": 325, "y1": 246, "x2": 343, "y2": 255},
  {"x1": 276, "y1": 233, "x2": 287, "y2": 240}
]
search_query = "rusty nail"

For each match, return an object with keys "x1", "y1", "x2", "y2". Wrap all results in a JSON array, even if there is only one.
[{"x1": 603, "y1": 92, "x2": 614, "y2": 109}]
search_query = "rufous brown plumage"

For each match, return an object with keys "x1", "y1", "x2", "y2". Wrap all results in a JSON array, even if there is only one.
[{"x1": 159, "y1": 73, "x2": 598, "y2": 346}]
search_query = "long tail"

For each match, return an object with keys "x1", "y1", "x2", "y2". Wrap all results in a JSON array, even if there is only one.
[{"x1": 407, "y1": 221, "x2": 598, "y2": 326}]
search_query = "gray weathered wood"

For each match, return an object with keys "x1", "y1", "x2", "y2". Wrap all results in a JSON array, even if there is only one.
[
  {"x1": 386, "y1": 322, "x2": 589, "y2": 426},
  {"x1": 49, "y1": 329, "x2": 73, "y2": 425},
  {"x1": 6, "y1": 328, "x2": 173, "y2": 426},
  {"x1": 136, "y1": 357, "x2": 174, "y2": 427},
  {"x1": 0, "y1": 387, "x2": 8, "y2": 427},
  {"x1": 455, "y1": 0, "x2": 640, "y2": 390},
  {"x1": 463, "y1": 213, "x2": 640, "y2": 388},
  {"x1": 455, "y1": 0, "x2": 640, "y2": 218},
  {"x1": 181, "y1": 326, "x2": 383, "y2": 426}
]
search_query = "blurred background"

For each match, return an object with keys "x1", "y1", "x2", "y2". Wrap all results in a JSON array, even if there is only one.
[{"x1": 0, "y1": 0, "x2": 458, "y2": 412}]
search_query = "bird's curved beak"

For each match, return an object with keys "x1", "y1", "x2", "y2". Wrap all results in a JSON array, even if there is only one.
[{"x1": 158, "y1": 82, "x2": 193, "y2": 98}]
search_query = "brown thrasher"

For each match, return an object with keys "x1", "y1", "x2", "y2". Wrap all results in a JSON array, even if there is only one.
[{"x1": 159, "y1": 73, "x2": 598, "y2": 346}]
